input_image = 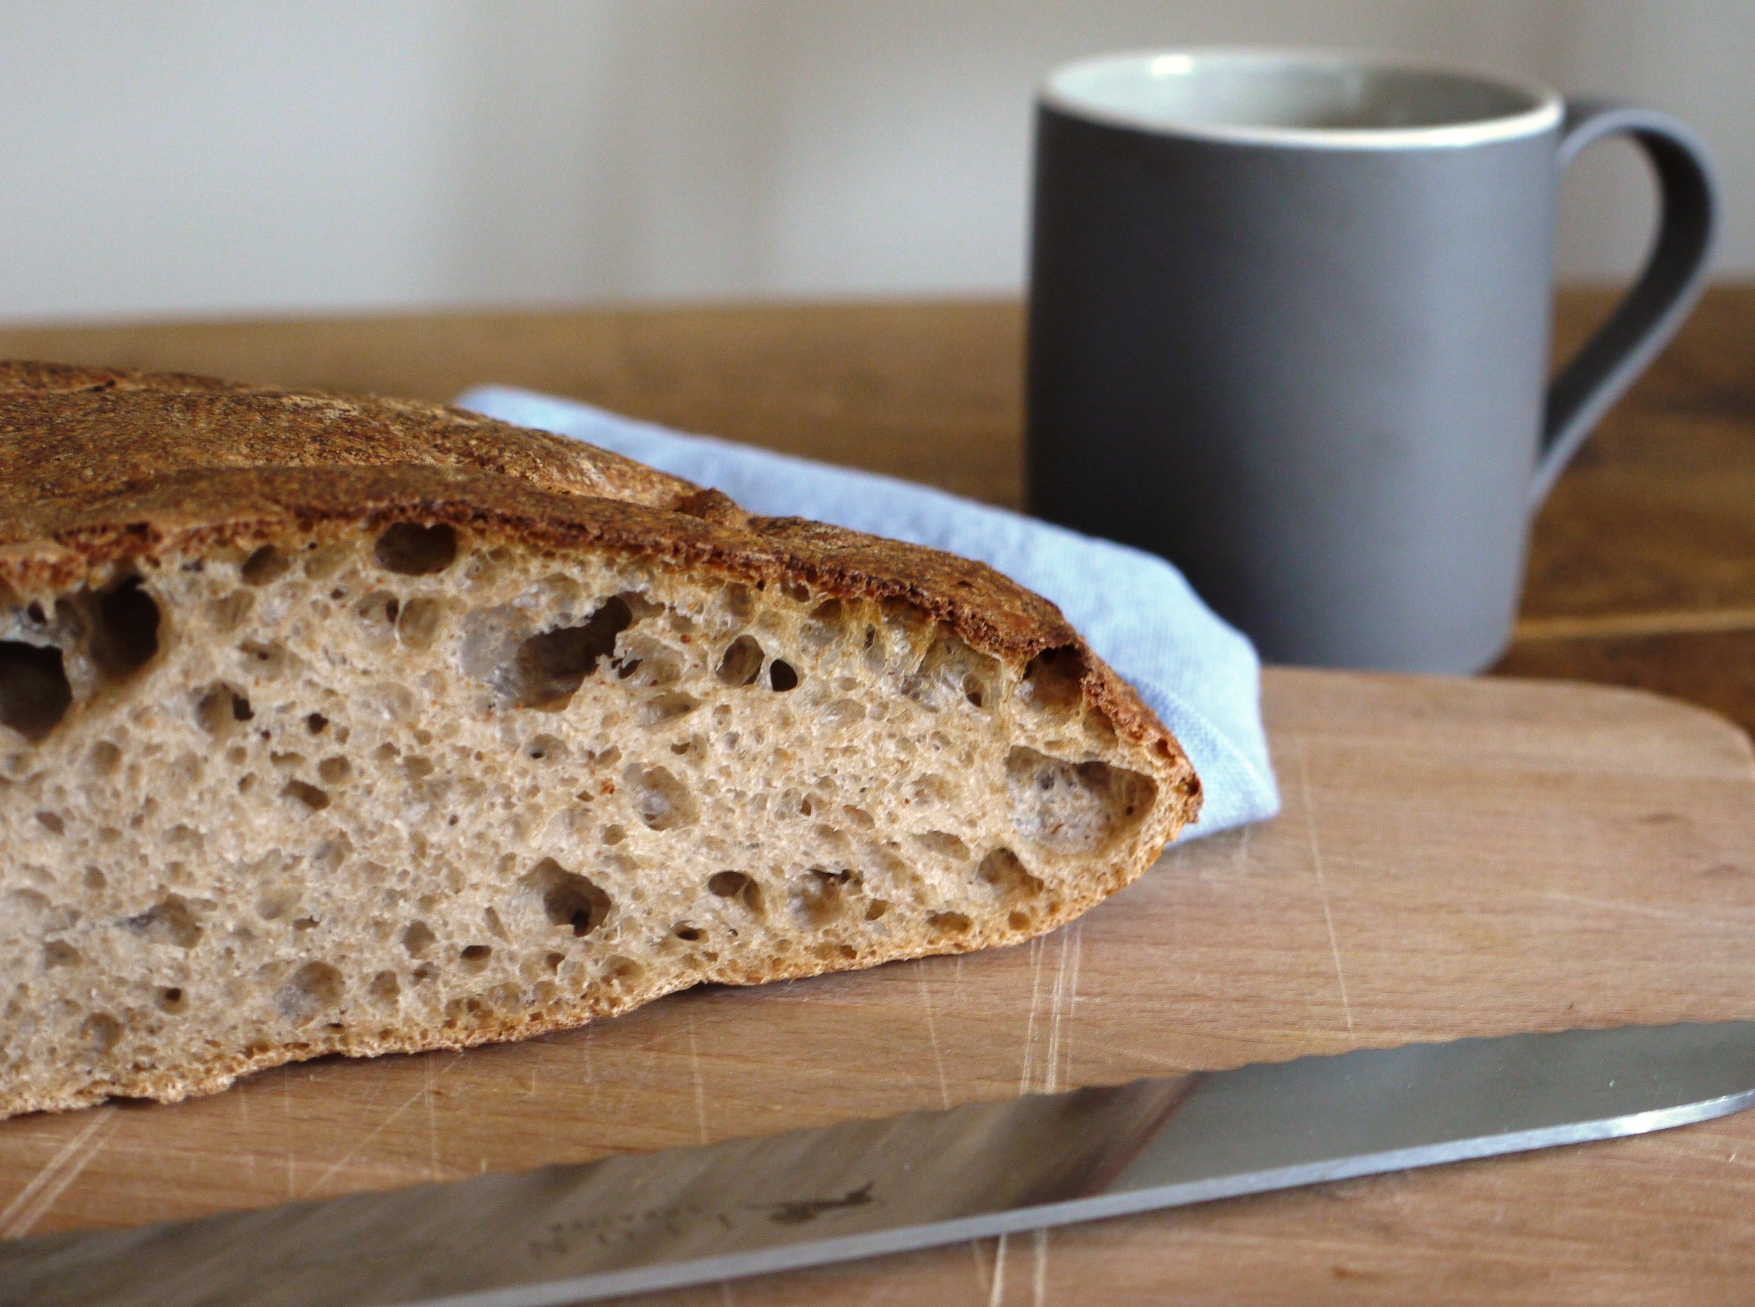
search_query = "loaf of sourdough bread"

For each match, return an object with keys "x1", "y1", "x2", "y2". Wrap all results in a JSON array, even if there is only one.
[{"x1": 0, "y1": 363, "x2": 1200, "y2": 1117}]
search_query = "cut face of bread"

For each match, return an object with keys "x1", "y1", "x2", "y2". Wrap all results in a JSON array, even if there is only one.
[{"x1": 0, "y1": 365, "x2": 1200, "y2": 1117}]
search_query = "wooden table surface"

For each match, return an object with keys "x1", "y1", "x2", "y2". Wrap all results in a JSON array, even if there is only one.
[
  {"x1": 4, "y1": 289, "x2": 1755, "y2": 1304},
  {"x1": 3, "y1": 285, "x2": 1752, "y2": 731}
]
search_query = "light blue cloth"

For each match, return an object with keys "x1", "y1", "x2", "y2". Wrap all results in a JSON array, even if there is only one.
[{"x1": 456, "y1": 386, "x2": 1280, "y2": 838}]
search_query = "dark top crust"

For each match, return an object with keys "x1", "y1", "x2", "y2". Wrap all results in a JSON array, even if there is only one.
[
  {"x1": 0, "y1": 362, "x2": 695, "y2": 516},
  {"x1": 0, "y1": 362, "x2": 1195, "y2": 784}
]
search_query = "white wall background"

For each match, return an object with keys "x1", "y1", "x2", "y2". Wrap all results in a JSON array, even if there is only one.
[{"x1": 1, "y1": 0, "x2": 1750, "y2": 323}]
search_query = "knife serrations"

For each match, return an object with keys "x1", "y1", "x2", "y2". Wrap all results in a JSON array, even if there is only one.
[{"x1": 4, "y1": 1021, "x2": 1754, "y2": 1307}]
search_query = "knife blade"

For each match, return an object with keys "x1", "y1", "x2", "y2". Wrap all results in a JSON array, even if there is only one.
[{"x1": 5, "y1": 1019, "x2": 1753, "y2": 1307}]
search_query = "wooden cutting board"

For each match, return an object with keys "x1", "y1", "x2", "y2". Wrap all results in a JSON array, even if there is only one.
[{"x1": 5, "y1": 667, "x2": 1755, "y2": 1305}]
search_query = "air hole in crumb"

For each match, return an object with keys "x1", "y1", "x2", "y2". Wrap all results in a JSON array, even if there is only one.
[
  {"x1": 276, "y1": 961, "x2": 345, "y2": 1025},
  {"x1": 769, "y1": 660, "x2": 799, "y2": 692},
  {"x1": 604, "y1": 956, "x2": 644, "y2": 985},
  {"x1": 0, "y1": 642, "x2": 72, "y2": 742},
  {"x1": 1018, "y1": 645, "x2": 1085, "y2": 715},
  {"x1": 716, "y1": 634, "x2": 764, "y2": 686},
  {"x1": 673, "y1": 924, "x2": 704, "y2": 942},
  {"x1": 402, "y1": 921, "x2": 436, "y2": 957},
  {"x1": 639, "y1": 691, "x2": 700, "y2": 726},
  {"x1": 908, "y1": 630, "x2": 999, "y2": 713},
  {"x1": 81, "y1": 1013, "x2": 123, "y2": 1054},
  {"x1": 630, "y1": 766, "x2": 697, "y2": 830},
  {"x1": 523, "y1": 858, "x2": 613, "y2": 937},
  {"x1": 601, "y1": 824, "x2": 625, "y2": 845},
  {"x1": 460, "y1": 944, "x2": 492, "y2": 965},
  {"x1": 544, "y1": 952, "x2": 565, "y2": 971},
  {"x1": 281, "y1": 780, "x2": 330, "y2": 811},
  {"x1": 375, "y1": 522, "x2": 458, "y2": 575},
  {"x1": 158, "y1": 987, "x2": 186, "y2": 1013},
  {"x1": 241, "y1": 546, "x2": 291, "y2": 586},
  {"x1": 196, "y1": 684, "x2": 254, "y2": 736},
  {"x1": 978, "y1": 847, "x2": 1047, "y2": 901},
  {"x1": 927, "y1": 911, "x2": 972, "y2": 936},
  {"x1": 91, "y1": 576, "x2": 161, "y2": 678},
  {"x1": 121, "y1": 895, "x2": 202, "y2": 948},
  {"x1": 43, "y1": 940, "x2": 81, "y2": 968},
  {"x1": 916, "y1": 831, "x2": 971, "y2": 861},
  {"x1": 318, "y1": 756, "x2": 352, "y2": 785},
  {"x1": 396, "y1": 597, "x2": 445, "y2": 650},
  {"x1": 1005, "y1": 747, "x2": 1156, "y2": 854},
  {"x1": 35, "y1": 811, "x2": 64, "y2": 835},
  {"x1": 510, "y1": 596, "x2": 633, "y2": 709},
  {"x1": 84, "y1": 867, "x2": 106, "y2": 891},
  {"x1": 865, "y1": 899, "x2": 889, "y2": 921},
  {"x1": 306, "y1": 712, "x2": 328, "y2": 734},
  {"x1": 527, "y1": 734, "x2": 566, "y2": 760},
  {"x1": 239, "y1": 640, "x2": 287, "y2": 675},
  {"x1": 707, "y1": 871, "x2": 764, "y2": 915},
  {"x1": 368, "y1": 971, "x2": 400, "y2": 1006},
  {"x1": 1008, "y1": 910, "x2": 1032, "y2": 931}
]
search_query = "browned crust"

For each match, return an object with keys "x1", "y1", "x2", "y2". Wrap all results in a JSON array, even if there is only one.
[
  {"x1": 0, "y1": 361, "x2": 1192, "y2": 761},
  {"x1": 0, "y1": 362, "x2": 1202, "y2": 1115},
  {"x1": 0, "y1": 361, "x2": 697, "y2": 518}
]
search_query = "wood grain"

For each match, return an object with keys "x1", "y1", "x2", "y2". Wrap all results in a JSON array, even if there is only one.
[
  {"x1": 4, "y1": 669, "x2": 1755, "y2": 1304},
  {"x1": 1524, "y1": 285, "x2": 1755, "y2": 623}
]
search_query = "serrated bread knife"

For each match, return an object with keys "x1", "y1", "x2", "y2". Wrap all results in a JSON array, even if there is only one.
[{"x1": 5, "y1": 1020, "x2": 1754, "y2": 1306}]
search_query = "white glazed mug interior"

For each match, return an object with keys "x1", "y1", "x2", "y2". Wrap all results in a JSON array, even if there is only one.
[{"x1": 1043, "y1": 49, "x2": 1562, "y2": 148}]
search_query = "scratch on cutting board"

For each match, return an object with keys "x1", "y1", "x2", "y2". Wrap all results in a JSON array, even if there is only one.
[
  {"x1": 918, "y1": 968, "x2": 951, "y2": 1109},
  {"x1": 1043, "y1": 925, "x2": 1083, "y2": 1095},
  {"x1": 1018, "y1": 935, "x2": 1046, "y2": 1095},
  {"x1": 283, "y1": 1073, "x2": 295, "y2": 1197},
  {"x1": 1019, "y1": 926, "x2": 1084, "y2": 1097},
  {"x1": 0, "y1": 1107, "x2": 118, "y2": 1238},
  {"x1": 1233, "y1": 819, "x2": 1253, "y2": 871},
  {"x1": 424, "y1": 1054, "x2": 439, "y2": 1179},
  {"x1": 1298, "y1": 737, "x2": 1356, "y2": 1040},
  {"x1": 984, "y1": 1231, "x2": 1009, "y2": 1306},
  {"x1": 687, "y1": 1013, "x2": 709, "y2": 1145},
  {"x1": 1033, "y1": 1227, "x2": 1051, "y2": 1306},
  {"x1": 303, "y1": 1050, "x2": 466, "y2": 1198},
  {"x1": 300, "y1": 1081, "x2": 431, "y2": 1198},
  {"x1": 1539, "y1": 889, "x2": 1754, "y2": 927}
]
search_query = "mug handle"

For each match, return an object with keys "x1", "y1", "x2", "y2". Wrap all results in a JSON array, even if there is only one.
[{"x1": 1531, "y1": 100, "x2": 1719, "y2": 509}]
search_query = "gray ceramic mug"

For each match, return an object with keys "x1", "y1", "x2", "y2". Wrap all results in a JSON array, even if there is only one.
[{"x1": 1026, "y1": 50, "x2": 1717, "y2": 672}]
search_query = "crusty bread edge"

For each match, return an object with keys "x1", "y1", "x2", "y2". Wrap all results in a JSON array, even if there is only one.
[{"x1": 1, "y1": 404, "x2": 1201, "y2": 1114}]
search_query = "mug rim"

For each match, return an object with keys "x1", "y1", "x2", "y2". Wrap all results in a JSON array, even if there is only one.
[{"x1": 1041, "y1": 47, "x2": 1564, "y2": 150}]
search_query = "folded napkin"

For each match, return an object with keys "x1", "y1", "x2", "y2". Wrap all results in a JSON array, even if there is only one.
[{"x1": 456, "y1": 386, "x2": 1280, "y2": 838}]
